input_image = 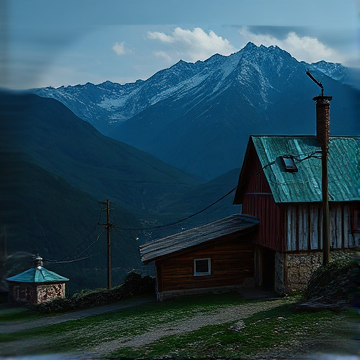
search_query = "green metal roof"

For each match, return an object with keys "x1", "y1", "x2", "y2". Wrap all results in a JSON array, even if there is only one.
[
  {"x1": 6, "y1": 266, "x2": 69, "y2": 283},
  {"x1": 251, "y1": 135, "x2": 360, "y2": 203}
]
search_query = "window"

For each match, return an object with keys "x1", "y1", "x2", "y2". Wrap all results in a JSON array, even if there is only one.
[
  {"x1": 194, "y1": 258, "x2": 211, "y2": 276},
  {"x1": 280, "y1": 155, "x2": 298, "y2": 172}
]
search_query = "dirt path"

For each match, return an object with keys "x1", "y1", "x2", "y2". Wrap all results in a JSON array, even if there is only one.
[
  {"x1": 90, "y1": 298, "x2": 288, "y2": 356},
  {"x1": 2, "y1": 295, "x2": 353, "y2": 359},
  {"x1": 0, "y1": 297, "x2": 155, "y2": 335},
  {"x1": 0, "y1": 296, "x2": 291, "y2": 358}
]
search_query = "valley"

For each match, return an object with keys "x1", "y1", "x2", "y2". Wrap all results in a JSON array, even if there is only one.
[{"x1": 1, "y1": 42, "x2": 359, "y2": 292}]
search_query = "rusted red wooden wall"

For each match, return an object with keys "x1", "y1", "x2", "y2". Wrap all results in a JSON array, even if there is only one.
[{"x1": 240, "y1": 148, "x2": 284, "y2": 252}]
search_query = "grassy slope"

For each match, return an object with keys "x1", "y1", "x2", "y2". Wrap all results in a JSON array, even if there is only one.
[
  {"x1": 0, "y1": 91, "x2": 205, "y2": 291},
  {"x1": 6, "y1": 92, "x2": 202, "y2": 213},
  {"x1": 0, "y1": 161, "x2": 143, "y2": 292},
  {"x1": 0, "y1": 293, "x2": 353, "y2": 358}
]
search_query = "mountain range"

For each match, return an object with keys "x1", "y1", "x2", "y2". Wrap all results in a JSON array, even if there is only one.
[
  {"x1": 33, "y1": 42, "x2": 359, "y2": 179},
  {"x1": 2, "y1": 43, "x2": 359, "y2": 291},
  {"x1": 0, "y1": 91, "x2": 236, "y2": 291}
]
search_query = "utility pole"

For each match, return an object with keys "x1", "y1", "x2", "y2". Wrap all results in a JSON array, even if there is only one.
[
  {"x1": 314, "y1": 95, "x2": 332, "y2": 266},
  {"x1": 306, "y1": 70, "x2": 332, "y2": 266},
  {"x1": 99, "y1": 199, "x2": 113, "y2": 289}
]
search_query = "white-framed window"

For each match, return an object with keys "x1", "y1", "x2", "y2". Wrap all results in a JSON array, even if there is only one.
[{"x1": 194, "y1": 258, "x2": 211, "y2": 276}]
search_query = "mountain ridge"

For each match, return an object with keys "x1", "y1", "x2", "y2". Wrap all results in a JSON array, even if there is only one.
[
  {"x1": 31, "y1": 43, "x2": 359, "y2": 180},
  {"x1": 1, "y1": 90, "x2": 225, "y2": 290},
  {"x1": 32, "y1": 42, "x2": 349, "y2": 134}
]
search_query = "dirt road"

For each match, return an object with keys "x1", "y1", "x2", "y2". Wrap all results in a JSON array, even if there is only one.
[{"x1": 0, "y1": 297, "x2": 155, "y2": 334}]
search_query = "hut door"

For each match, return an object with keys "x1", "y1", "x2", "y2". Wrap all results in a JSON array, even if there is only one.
[{"x1": 262, "y1": 248, "x2": 275, "y2": 290}]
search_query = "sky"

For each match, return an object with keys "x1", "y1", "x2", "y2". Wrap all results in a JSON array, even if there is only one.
[{"x1": 1, "y1": 0, "x2": 359, "y2": 90}]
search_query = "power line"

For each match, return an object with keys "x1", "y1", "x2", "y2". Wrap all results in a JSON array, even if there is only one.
[
  {"x1": 59, "y1": 208, "x2": 103, "y2": 261},
  {"x1": 45, "y1": 229, "x2": 105, "y2": 264},
  {"x1": 44, "y1": 254, "x2": 98, "y2": 265},
  {"x1": 45, "y1": 185, "x2": 238, "y2": 263},
  {"x1": 114, "y1": 185, "x2": 238, "y2": 231}
]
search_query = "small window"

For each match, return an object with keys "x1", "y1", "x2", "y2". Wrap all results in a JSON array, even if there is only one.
[
  {"x1": 280, "y1": 155, "x2": 298, "y2": 172},
  {"x1": 194, "y1": 258, "x2": 211, "y2": 276}
]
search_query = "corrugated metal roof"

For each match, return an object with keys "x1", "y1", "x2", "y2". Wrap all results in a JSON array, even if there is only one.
[
  {"x1": 251, "y1": 136, "x2": 360, "y2": 203},
  {"x1": 6, "y1": 267, "x2": 69, "y2": 283},
  {"x1": 139, "y1": 214, "x2": 259, "y2": 263}
]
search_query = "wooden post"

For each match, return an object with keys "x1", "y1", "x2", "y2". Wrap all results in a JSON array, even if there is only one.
[
  {"x1": 99, "y1": 199, "x2": 112, "y2": 289},
  {"x1": 313, "y1": 95, "x2": 332, "y2": 266},
  {"x1": 106, "y1": 199, "x2": 112, "y2": 289},
  {"x1": 321, "y1": 143, "x2": 330, "y2": 266}
]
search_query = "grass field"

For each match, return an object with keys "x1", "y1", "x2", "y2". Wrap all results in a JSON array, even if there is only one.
[{"x1": 0, "y1": 292, "x2": 356, "y2": 359}]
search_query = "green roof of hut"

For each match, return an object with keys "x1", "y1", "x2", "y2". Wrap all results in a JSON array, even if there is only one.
[{"x1": 6, "y1": 255, "x2": 69, "y2": 283}]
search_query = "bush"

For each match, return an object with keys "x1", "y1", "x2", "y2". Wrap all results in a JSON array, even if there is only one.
[
  {"x1": 298, "y1": 255, "x2": 360, "y2": 311},
  {"x1": 33, "y1": 271, "x2": 155, "y2": 314}
]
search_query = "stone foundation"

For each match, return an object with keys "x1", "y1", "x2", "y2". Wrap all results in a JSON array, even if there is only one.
[
  {"x1": 275, "y1": 251, "x2": 352, "y2": 294},
  {"x1": 8, "y1": 282, "x2": 66, "y2": 305},
  {"x1": 285, "y1": 253, "x2": 323, "y2": 292},
  {"x1": 37, "y1": 283, "x2": 66, "y2": 303}
]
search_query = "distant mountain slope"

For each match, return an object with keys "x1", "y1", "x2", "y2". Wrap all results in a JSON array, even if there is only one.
[
  {"x1": 0, "y1": 92, "x2": 201, "y2": 214},
  {"x1": 141, "y1": 168, "x2": 242, "y2": 241},
  {"x1": 0, "y1": 91, "x2": 207, "y2": 291},
  {"x1": 32, "y1": 43, "x2": 359, "y2": 180},
  {"x1": 0, "y1": 160, "x2": 142, "y2": 291},
  {"x1": 162, "y1": 168, "x2": 241, "y2": 222},
  {"x1": 110, "y1": 44, "x2": 359, "y2": 179},
  {"x1": 306, "y1": 60, "x2": 348, "y2": 82},
  {"x1": 32, "y1": 43, "x2": 352, "y2": 135}
]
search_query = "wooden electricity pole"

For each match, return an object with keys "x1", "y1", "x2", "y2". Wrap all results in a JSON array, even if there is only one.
[
  {"x1": 314, "y1": 95, "x2": 332, "y2": 266},
  {"x1": 99, "y1": 199, "x2": 113, "y2": 289},
  {"x1": 306, "y1": 70, "x2": 332, "y2": 266}
]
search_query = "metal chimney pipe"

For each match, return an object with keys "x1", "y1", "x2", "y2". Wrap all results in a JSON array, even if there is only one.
[
  {"x1": 35, "y1": 254, "x2": 43, "y2": 268},
  {"x1": 313, "y1": 95, "x2": 332, "y2": 149}
]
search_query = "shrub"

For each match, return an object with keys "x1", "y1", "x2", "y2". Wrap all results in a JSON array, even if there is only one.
[
  {"x1": 33, "y1": 271, "x2": 155, "y2": 314},
  {"x1": 298, "y1": 255, "x2": 360, "y2": 311}
]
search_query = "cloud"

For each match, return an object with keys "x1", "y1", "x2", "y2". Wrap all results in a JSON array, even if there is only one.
[
  {"x1": 112, "y1": 42, "x2": 130, "y2": 55},
  {"x1": 147, "y1": 32, "x2": 175, "y2": 43},
  {"x1": 238, "y1": 27, "x2": 343, "y2": 64},
  {"x1": 147, "y1": 27, "x2": 235, "y2": 62},
  {"x1": 154, "y1": 51, "x2": 172, "y2": 61}
]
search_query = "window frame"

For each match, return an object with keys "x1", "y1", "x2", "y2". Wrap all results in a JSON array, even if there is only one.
[
  {"x1": 280, "y1": 155, "x2": 298, "y2": 172},
  {"x1": 194, "y1": 258, "x2": 211, "y2": 276}
]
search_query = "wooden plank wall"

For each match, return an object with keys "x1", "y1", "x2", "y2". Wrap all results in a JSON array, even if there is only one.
[
  {"x1": 156, "y1": 237, "x2": 254, "y2": 293},
  {"x1": 241, "y1": 153, "x2": 283, "y2": 252},
  {"x1": 285, "y1": 203, "x2": 356, "y2": 251}
]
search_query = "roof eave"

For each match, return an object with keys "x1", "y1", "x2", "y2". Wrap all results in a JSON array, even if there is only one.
[{"x1": 141, "y1": 221, "x2": 259, "y2": 264}]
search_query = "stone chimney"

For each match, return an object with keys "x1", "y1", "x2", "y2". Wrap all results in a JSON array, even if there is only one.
[
  {"x1": 313, "y1": 95, "x2": 332, "y2": 150},
  {"x1": 35, "y1": 254, "x2": 43, "y2": 268}
]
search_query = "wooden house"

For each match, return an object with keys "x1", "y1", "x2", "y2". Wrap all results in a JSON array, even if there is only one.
[
  {"x1": 233, "y1": 135, "x2": 360, "y2": 293},
  {"x1": 140, "y1": 215, "x2": 259, "y2": 300},
  {"x1": 6, "y1": 255, "x2": 69, "y2": 305},
  {"x1": 140, "y1": 95, "x2": 359, "y2": 298},
  {"x1": 141, "y1": 134, "x2": 359, "y2": 299}
]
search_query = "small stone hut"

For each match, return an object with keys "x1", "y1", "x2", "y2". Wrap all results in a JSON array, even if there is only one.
[{"x1": 6, "y1": 255, "x2": 69, "y2": 305}]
